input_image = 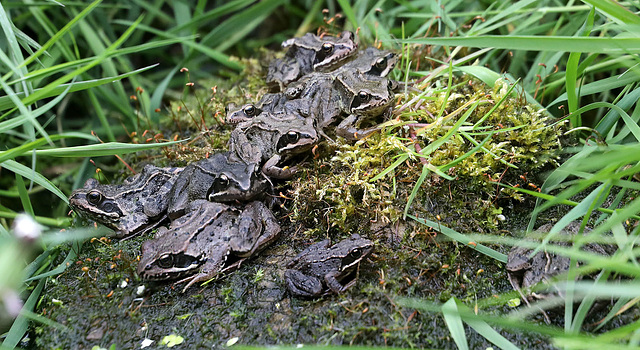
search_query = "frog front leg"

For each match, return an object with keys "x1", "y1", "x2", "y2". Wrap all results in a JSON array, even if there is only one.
[
  {"x1": 336, "y1": 114, "x2": 380, "y2": 141},
  {"x1": 177, "y1": 245, "x2": 232, "y2": 292},
  {"x1": 324, "y1": 270, "x2": 357, "y2": 294},
  {"x1": 262, "y1": 155, "x2": 298, "y2": 179},
  {"x1": 284, "y1": 269, "x2": 323, "y2": 298}
]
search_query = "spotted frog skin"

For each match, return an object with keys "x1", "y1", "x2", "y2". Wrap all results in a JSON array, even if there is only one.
[
  {"x1": 228, "y1": 112, "x2": 318, "y2": 179},
  {"x1": 166, "y1": 152, "x2": 269, "y2": 220},
  {"x1": 137, "y1": 199, "x2": 281, "y2": 291},
  {"x1": 266, "y1": 31, "x2": 357, "y2": 91},
  {"x1": 69, "y1": 165, "x2": 182, "y2": 238},
  {"x1": 333, "y1": 70, "x2": 395, "y2": 140},
  {"x1": 284, "y1": 234, "x2": 374, "y2": 298}
]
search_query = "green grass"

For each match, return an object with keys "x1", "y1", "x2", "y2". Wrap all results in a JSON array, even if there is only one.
[{"x1": 2, "y1": 0, "x2": 640, "y2": 348}]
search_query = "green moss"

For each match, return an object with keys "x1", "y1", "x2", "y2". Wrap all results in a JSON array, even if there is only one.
[{"x1": 290, "y1": 73, "x2": 561, "y2": 234}]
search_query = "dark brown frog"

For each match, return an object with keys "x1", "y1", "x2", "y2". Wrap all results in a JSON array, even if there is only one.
[
  {"x1": 137, "y1": 199, "x2": 281, "y2": 291},
  {"x1": 69, "y1": 165, "x2": 182, "y2": 238},
  {"x1": 284, "y1": 234, "x2": 374, "y2": 298}
]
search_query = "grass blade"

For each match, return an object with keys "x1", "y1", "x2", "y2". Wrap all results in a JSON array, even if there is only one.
[
  {"x1": 0, "y1": 64, "x2": 159, "y2": 111},
  {"x1": 27, "y1": 139, "x2": 183, "y2": 157},
  {"x1": 1, "y1": 160, "x2": 67, "y2": 203},
  {"x1": 403, "y1": 36, "x2": 640, "y2": 54},
  {"x1": 441, "y1": 298, "x2": 469, "y2": 350},
  {"x1": 408, "y1": 214, "x2": 508, "y2": 262}
]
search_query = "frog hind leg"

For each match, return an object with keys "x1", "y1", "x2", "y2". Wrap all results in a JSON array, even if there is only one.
[
  {"x1": 164, "y1": 166, "x2": 194, "y2": 220},
  {"x1": 336, "y1": 114, "x2": 379, "y2": 141},
  {"x1": 284, "y1": 269, "x2": 323, "y2": 298},
  {"x1": 230, "y1": 201, "x2": 281, "y2": 256}
]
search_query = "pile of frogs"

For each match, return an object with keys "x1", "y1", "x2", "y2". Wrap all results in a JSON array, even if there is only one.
[{"x1": 68, "y1": 31, "x2": 396, "y2": 296}]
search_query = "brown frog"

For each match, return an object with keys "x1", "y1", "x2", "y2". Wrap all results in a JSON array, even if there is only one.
[
  {"x1": 284, "y1": 234, "x2": 374, "y2": 298},
  {"x1": 336, "y1": 47, "x2": 398, "y2": 78},
  {"x1": 507, "y1": 222, "x2": 609, "y2": 322},
  {"x1": 166, "y1": 152, "x2": 269, "y2": 220},
  {"x1": 333, "y1": 70, "x2": 395, "y2": 140},
  {"x1": 225, "y1": 93, "x2": 311, "y2": 125},
  {"x1": 69, "y1": 165, "x2": 182, "y2": 238},
  {"x1": 137, "y1": 199, "x2": 281, "y2": 291},
  {"x1": 266, "y1": 31, "x2": 357, "y2": 91},
  {"x1": 228, "y1": 112, "x2": 318, "y2": 179}
]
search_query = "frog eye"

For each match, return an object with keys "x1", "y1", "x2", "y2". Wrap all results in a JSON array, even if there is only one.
[
  {"x1": 244, "y1": 104, "x2": 257, "y2": 116},
  {"x1": 157, "y1": 254, "x2": 174, "y2": 268},
  {"x1": 277, "y1": 131, "x2": 301, "y2": 150},
  {"x1": 321, "y1": 42, "x2": 334, "y2": 54},
  {"x1": 350, "y1": 248, "x2": 362, "y2": 259},
  {"x1": 87, "y1": 191, "x2": 103, "y2": 205},
  {"x1": 375, "y1": 57, "x2": 387, "y2": 70},
  {"x1": 358, "y1": 91, "x2": 370, "y2": 101},
  {"x1": 211, "y1": 174, "x2": 230, "y2": 193}
]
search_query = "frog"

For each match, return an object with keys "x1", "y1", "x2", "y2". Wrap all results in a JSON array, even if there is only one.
[
  {"x1": 225, "y1": 93, "x2": 288, "y2": 125},
  {"x1": 284, "y1": 234, "x2": 374, "y2": 298},
  {"x1": 281, "y1": 72, "x2": 342, "y2": 140},
  {"x1": 68, "y1": 164, "x2": 182, "y2": 238},
  {"x1": 228, "y1": 112, "x2": 318, "y2": 179},
  {"x1": 333, "y1": 70, "x2": 395, "y2": 140},
  {"x1": 225, "y1": 93, "x2": 311, "y2": 125},
  {"x1": 166, "y1": 151, "x2": 269, "y2": 220},
  {"x1": 266, "y1": 31, "x2": 357, "y2": 91},
  {"x1": 506, "y1": 222, "x2": 609, "y2": 322},
  {"x1": 336, "y1": 47, "x2": 398, "y2": 78},
  {"x1": 137, "y1": 199, "x2": 281, "y2": 292}
]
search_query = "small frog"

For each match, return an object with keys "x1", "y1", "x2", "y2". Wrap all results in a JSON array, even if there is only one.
[
  {"x1": 337, "y1": 47, "x2": 398, "y2": 78},
  {"x1": 266, "y1": 31, "x2": 357, "y2": 91},
  {"x1": 137, "y1": 199, "x2": 281, "y2": 291},
  {"x1": 166, "y1": 152, "x2": 269, "y2": 220},
  {"x1": 506, "y1": 222, "x2": 608, "y2": 322},
  {"x1": 69, "y1": 165, "x2": 182, "y2": 238},
  {"x1": 228, "y1": 112, "x2": 318, "y2": 179},
  {"x1": 282, "y1": 72, "x2": 343, "y2": 141},
  {"x1": 225, "y1": 93, "x2": 288, "y2": 125},
  {"x1": 333, "y1": 70, "x2": 395, "y2": 140},
  {"x1": 284, "y1": 234, "x2": 374, "y2": 298},
  {"x1": 225, "y1": 93, "x2": 310, "y2": 125}
]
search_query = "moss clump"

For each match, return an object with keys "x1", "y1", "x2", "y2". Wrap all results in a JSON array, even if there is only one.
[{"x1": 290, "y1": 73, "x2": 562, "y2": 234}]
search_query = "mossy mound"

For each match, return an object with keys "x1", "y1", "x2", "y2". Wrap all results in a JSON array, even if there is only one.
[
  {"x1": 289, "y1": 74, "x2": 561, "y2": 236},
  {"x1": 36, "y1": 64, "x2": 567, "y2": 348}
]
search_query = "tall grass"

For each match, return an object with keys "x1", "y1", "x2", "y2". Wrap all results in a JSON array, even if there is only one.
[{"x1": 2, "y1": 0, "x2": 640, "y2": 348}]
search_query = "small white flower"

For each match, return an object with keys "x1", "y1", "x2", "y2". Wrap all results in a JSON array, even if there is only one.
[
  {"x1": 12, "y1": 214, "x2": 43, "y2": 242},
  {"x1": 119, "y1": 280, "x2": 128, "y2": 288},
  {"x1": 140, "y1": 338, "x2": 154, "y2": 348},
  {"x1": 2, "y1": 290, "x2": 23, "y2": 317},
  {"x1": 136, "y1": 285, "x2": 145, "y2": 295}
]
